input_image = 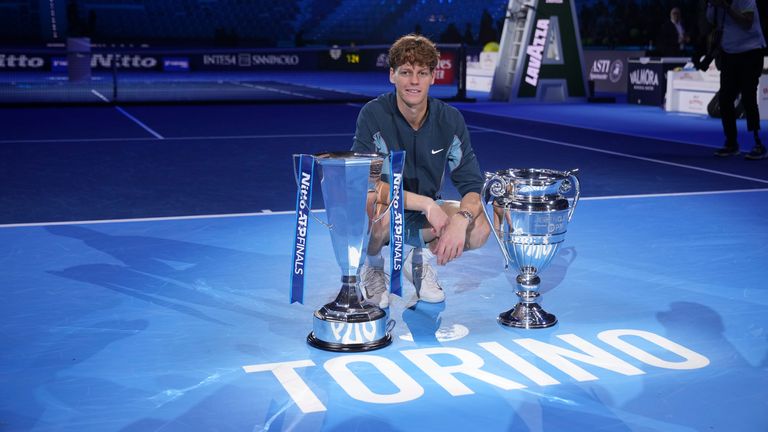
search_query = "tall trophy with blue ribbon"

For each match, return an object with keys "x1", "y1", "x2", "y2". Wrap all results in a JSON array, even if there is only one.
[
  {"x1": 290, "y1": 151, "x2": 404, "y2": 352},
  {"x1": 481, "y1": 168, "x2": 580, "y2": 329}
]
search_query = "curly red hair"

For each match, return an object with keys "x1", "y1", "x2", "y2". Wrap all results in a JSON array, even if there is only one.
[{"x1": 388, "y1": 34, "x2": 439, "y2": 71}]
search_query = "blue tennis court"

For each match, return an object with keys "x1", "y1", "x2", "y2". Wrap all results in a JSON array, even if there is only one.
[{"x1": 1, "y1": 98, "x2": 767, "y2": 431}]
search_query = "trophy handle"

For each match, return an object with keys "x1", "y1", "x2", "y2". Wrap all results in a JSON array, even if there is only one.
[
  {"x1": 292, "y1": 154, "x2": 333, "y2": 229},
  {"x1": 481, "y1": 175, "x2": 513, "y2": 269},
  {"x1": 565, "y1": 169, "x2": 581, "y2": 222},
  {"x1": 371, "y1": 181, "x2": 396, "y2": 224}
]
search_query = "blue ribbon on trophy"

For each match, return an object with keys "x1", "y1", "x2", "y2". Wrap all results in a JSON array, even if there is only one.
[
  {"x1": 290, "y1": 154, "x2": 315, "y2": 304},
  {"x1": 389, "y1": 150, "x2": 405, "y2": 297}
]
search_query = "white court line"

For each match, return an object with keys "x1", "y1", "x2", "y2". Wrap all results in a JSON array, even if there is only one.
[
  {"x1": 470, "y1": 124, "x2": 768, "y2": 185},
  {"x1": 459, "y1": 107, "x2": 715, "y2": 148},
  {"x1": 231, "y1": 81, "x2": 322, "y2": 100},
  {"x1": 90, "y1": 89, "x2": 110, "y2": 103},
  {"x1": 580, "y1": 187, "x2": 768, "y2": 201},
  {"x1": 0, "y1": 132, "x2": 352, "y2": 145},
  {"x1": 114, "y1": 106, "x2": 165, "y2": 139},
  {"x1": 0, "y1": 211, "x2": 293, "y2": 229},
  {"x1": 2, "y1": 189, "x2": 768, "y2": 229}
]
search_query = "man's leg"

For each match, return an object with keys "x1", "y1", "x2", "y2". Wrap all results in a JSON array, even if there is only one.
[
  {"x1": 715, "y1": 52, "x2": 740, "y2": 156},
  {"x1": 404, "y1": 200, "x2": 491, "y2": 303},
  {"x1": 740, "y1": 49, "x2": 768, "y2": 160},
  {"x1": 360, "y1": 191, "x2": 391, "y2": 308}
]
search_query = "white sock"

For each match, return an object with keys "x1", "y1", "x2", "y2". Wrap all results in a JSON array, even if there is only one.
[
  {"x1": 407, "y1": 246, "x2": 435, "y2": 265},
  {"x1": 367, "y1": 253, "x2": 384, "y2": 268},
  {"x1": 421, "y1": 247, "x2": 435, "y2": 263}
]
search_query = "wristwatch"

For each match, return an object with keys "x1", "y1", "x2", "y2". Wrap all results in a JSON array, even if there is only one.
[{"x1": 456, "y1": 209, "x2": 474, "y2": 224}]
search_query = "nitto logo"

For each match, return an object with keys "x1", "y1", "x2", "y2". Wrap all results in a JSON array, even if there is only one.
[
  {"x1": 0, "y1": 54, "x2": 45, "y2": 69},
  {"x1": 524, "y1": 19, "x2": 549, "y2": 87},
  {"x1": 92, "y1": 54, "x2": 158, "y2": 69}
]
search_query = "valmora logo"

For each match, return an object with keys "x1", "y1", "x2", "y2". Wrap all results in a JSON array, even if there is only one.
[{"x1": 629, "y1": 68, "x2": 658, "y2": 86}]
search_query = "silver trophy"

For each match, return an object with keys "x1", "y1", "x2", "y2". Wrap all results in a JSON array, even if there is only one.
[
  {"x1": 305, "y1": 151, "x2": 393, "y2": 351},
  {"x1": 481, "y1": 168, "x2": 580, "y2": 328}
]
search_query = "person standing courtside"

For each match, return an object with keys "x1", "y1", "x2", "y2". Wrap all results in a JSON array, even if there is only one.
[
  {"x1": 658, "y1": 7, "x2": 690, "y2": 56},
  {"x1": 710, "y1": 0, "x2": 768, "y2": 159},
  {"x1": 351, "y1": 34, "x2": 490, "y2": 308}
]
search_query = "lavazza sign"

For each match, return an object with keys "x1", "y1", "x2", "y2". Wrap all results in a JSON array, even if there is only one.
[{"x1": 242, "y1": 328, "x2": 710, "y2": 413}]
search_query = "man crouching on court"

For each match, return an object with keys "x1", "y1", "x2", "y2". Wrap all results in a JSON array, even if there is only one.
[{"x1": 351, "y1": 34, "x2": 490, "y2": 308}]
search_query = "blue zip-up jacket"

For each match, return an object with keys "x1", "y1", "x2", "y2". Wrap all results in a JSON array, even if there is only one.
[{"x1": 351, "y1": 92, "x2": 484, "y2": 201}]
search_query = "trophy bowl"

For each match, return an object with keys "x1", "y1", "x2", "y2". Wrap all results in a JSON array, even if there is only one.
[{"x1": 481, "y1": 168, "x2": 580, "y2": 329}]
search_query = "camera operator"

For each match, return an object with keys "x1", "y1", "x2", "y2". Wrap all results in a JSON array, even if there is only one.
[{"x1": 709, "y1": 0, "x2": 767, "y2": 159}]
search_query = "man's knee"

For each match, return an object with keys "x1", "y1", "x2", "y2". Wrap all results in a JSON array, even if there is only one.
[
  {"x1": 367, "y1": 210, "x2": 390, "y2": 255},
  {"x1": 466, "y1": 213, "x2": 491, "y2": 250}
]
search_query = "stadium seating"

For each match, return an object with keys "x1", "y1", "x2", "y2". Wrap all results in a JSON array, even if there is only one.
[
  {"x1": 0, "y1": 0, "x2": 508, "y2": 47},
  {"x1": 0, "y1": 1, "x2": 40, "y2": 43}
]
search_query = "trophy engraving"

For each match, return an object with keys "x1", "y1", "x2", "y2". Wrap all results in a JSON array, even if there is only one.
[{"x1": 481, "y1": 168, "x2": 580, "y2": 328}]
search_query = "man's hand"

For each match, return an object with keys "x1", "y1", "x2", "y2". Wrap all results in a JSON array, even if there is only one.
[
  {"x1": 424, "y1": 201, "x2": 449, "y2": 238},
  {"x1": 433, "y1": 213, "x2": 469, "y2": 265}
]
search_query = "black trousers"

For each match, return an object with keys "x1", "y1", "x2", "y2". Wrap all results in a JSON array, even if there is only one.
[{"x1": 719, "y1": 48, "x2": 764, "y2": 145}]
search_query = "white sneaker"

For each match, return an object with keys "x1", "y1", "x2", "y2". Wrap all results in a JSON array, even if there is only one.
[
  {"x1": 403, "y1": 248, "x2": 445, "y2": 303},
  {"x1": 359, "y1": 264, "x2": 390, "y2": 308}
]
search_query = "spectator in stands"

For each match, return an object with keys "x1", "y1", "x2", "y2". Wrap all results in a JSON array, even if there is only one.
[
  {"x1": 709, "y1": 0, "x2": 767, "y2": 159},
  {"x1": 440, "y1": 22, "x2": 463, "y2": 43},
  {"x1": 463, "y1": 23, "x2": 476, "y2": 46},
  {"x1": 294, "y1": 29, "x2": 306, "y2": 47},
  {"x1": 479, "y1": 9, "x2": 498, "y2": 46},
  {"x1": 351, "y1": 34, "x2": 490, "y2": 308},
  {"x1": 657, "y1": 6, "x2": 690, "y2": 56},
  {"x1": 87, "y1": 11, "x2": 97, "y2": 37}
]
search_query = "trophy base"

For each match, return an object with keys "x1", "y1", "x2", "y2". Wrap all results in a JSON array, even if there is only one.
[
  {"x1": 307, "y1": 332, "x2": 393, "y2": 352},
  {"x1": 307, "y1": 306, "x2": 393, "y2": 352},
  {"x1": 305, "y1": 275, "x2": 394, "y2": 352},
  {"x1": 498, "y1": 303, "x2": 557, "y2": 329}
]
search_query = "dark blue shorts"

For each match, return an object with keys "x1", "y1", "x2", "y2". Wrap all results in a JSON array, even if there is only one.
[{"x1": 403, "y1": 199, "x2": 444, "y2": 247}]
